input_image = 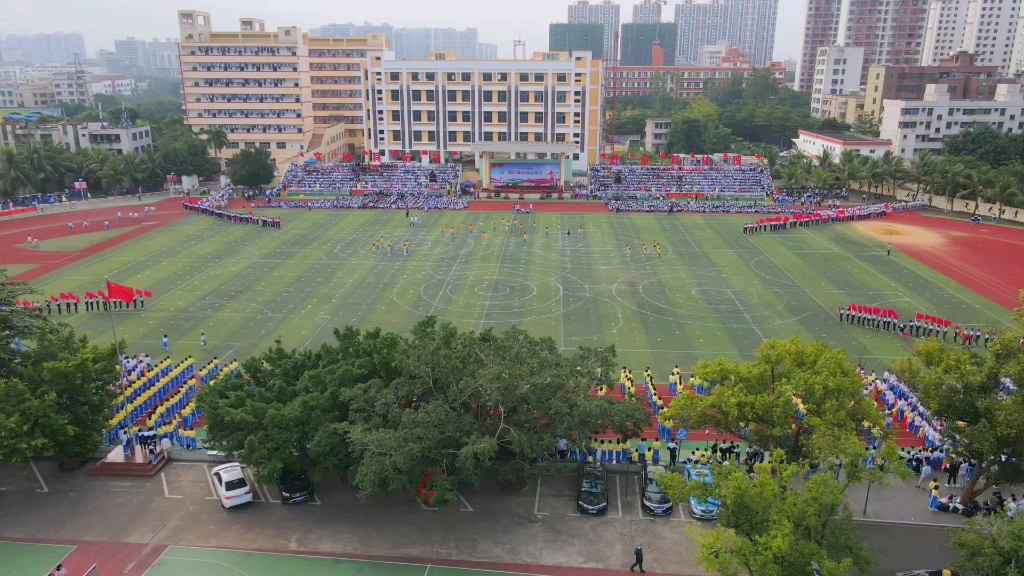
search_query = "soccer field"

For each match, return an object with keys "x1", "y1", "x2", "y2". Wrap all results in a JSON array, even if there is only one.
[{"x1": 29, "y1": 208, "x2": 1010, "y2": 373}]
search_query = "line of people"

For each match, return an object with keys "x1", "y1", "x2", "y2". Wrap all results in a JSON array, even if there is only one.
[{"x1": 183, "y1": 201, "x2": 281, "y2": 228}]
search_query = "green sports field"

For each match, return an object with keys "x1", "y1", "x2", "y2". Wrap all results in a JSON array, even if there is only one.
[{"x1": 28, "y1": 209, "x2": 1011, "y2": 373}]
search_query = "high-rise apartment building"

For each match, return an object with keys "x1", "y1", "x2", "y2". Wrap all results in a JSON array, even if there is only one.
[
  {"x1": 673, "y1": 0, "x2": 778, "y2": 67},
  {"x1": 620, "y1": 23, "x2": 677, "y2": 66},
  {"x1": 568, "y1": 0, "x2": 621, "y2": 61},
  {"x1": 177, "y1": 11, "x2": 604, "y2": 166},
  {"x1": 797, "y1": 0, "x2": 928, "y2": 92},
  {"x1": 632, "y1": 0, "x2": 664, "y2": 23},
  {"x1": 1, "y1": 32, "x2": 86, "y2": 65},
  {"x1": 549, "y1": 23, "x2": 606, "y2": 59},
  {"x1": 921, "y1": 0, "x2": 1024, "y2": 73},
  {"x1": 478, "y1": 43, "x2": 498, "y2": 60},
  {"x1": 809, "y1": 45, "x2": 864, "y2": 117},
  {"x1": 392, "y1": 28, "x2": 482, "y2": 60},
  {"x1": 310, "y1": 22, "x2": 395, "y2": 44}
]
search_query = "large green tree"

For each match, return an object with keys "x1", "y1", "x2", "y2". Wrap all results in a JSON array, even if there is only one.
[
  {"x1": 226, "y1": 147, "x2": 275, "y2": 189},
  {"x1": 199, "y1": 318, "x2": 651, "y2": 500},
  {"x1": 0, "y1": 269, "x2": 44, "y2": 374},
  {"x1": 951, "y1": 514, "x2": 1024, "y2": 576}
]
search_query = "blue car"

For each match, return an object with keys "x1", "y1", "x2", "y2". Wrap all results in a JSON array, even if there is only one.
[{"x1": 684, "y1": 464, "x2": 720, "y2": 520}]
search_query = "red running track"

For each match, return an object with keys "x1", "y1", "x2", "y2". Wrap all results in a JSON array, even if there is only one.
[
  {"x1": 0, "y1": 198, "x2": 189, "y2": 282},
  {"x1": 885, "y1": 211, "x2": 1024, "y2": 310}
]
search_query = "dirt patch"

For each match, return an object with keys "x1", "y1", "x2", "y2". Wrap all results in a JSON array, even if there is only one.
[{"x1": 851, "y1": 220, "x2": 949, "y2": 250}]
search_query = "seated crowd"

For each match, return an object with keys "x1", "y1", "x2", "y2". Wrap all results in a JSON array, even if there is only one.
[
  {"x1": 265, "y1": 193, "x2": 467, "y2": 210},
  {"x1": 276, "y1": 161, "x2": 463, "y2": 194},
  {"x1": 589, "y1": 165, "x2": 774, "y2": 197}
]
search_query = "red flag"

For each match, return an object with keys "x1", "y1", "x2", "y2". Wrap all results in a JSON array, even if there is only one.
[
  {"x1": 106, "y1": 280, "x2": 136, "y2": 303},
  {"x1": 915, "y1": 313, "x2": 924, "y2": 321},
  {"x1": 67, "y1": 293, "x2": 79, "y2": 303},
  {"x1": 135, "y1": 289, "x2": 143, "y2": 296},
  {"x1": 84, "y1": 291, "x2": 96, "y2": 299},
  {"x1": 873, "y1": 307, "x2": 881, "y2": 315},
  {"x1": 21, "y1": 300, "x2": 31, "y2": 307},
  {"x1": 98, "y1": 290, "x2": 109, "y2": 301},
  {"x1": 58, "y1": 292, "x2": 67, "y2": 300},
  {"x1": 50, "y1": 295, "x2": 59, "y2": 303},
  {"x1": 143, "y1": 290, "x2": 153, "y2": 299}
]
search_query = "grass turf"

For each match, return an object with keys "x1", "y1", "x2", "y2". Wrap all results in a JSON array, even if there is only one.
[
  {"x1": 0, "y1": 541, "x2": 75, "y2": 576},
  {"x1": 29, "y1": 210, "x2": 1011, "y2": 375},
  {"x1": 17, "y1": 225, "x2": 142, "y2": 252}
]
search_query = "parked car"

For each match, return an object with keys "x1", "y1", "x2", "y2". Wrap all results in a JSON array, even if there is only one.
[
  {"x1": 576, "y1": 463, "x2": 608, "y2": 515},
  {"x1": 210, "y1": 462, "x2": 253, "y2": 508},
  {"x1": 683, "y1": 464, "x2": 720, "y2": 520},
  {"x1": 895, "y1": 571, "x2": 959, "y2": 576},
  {"x1": 640, "y1": 465, "x2": 673, "y2": 515},
  {"x1": 277, "y1": 467, "x2": 315, "y2": 504}
]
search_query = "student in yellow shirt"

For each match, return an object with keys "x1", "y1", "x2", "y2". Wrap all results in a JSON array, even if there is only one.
[
  {"x1": 652, "y1": 439, "x2": 662, "y2": 464},
  {"x1": 450, "y1": 227, "x2": 455, "y2": 238},
  {"x1": 469, "y1": 224, "x2": 474, "y2": 234},
  {"x1": 441, "y1": 225, "x2": 446, "y2": 236},
  {"x1": 481, "y1": 232, "x2": 488, "y2": 245},
  {"x1": 460, "y1": 223, "x2": 465, "y2": 233}
]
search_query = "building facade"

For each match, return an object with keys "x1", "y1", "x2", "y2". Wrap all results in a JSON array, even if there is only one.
[
  {"x1": 51, "y1": 70, "x2": 92, "y2": 106},
  {"x1": 391, "y1": 28, "x2": 484, "y2": 60},
  {"x1": 632, "y1": 0, "x2": 664, "y2": 23},
  {"x1": 880, "y1": 83, "x2": 1024, "y2": 158},
  {"x1": 549, "y1": 23, "x2": 606, "y2": 59},
  {"x1": 310, "y1": 22, "x2": 395, "y2": 44},
  {"x1": 797, "y1": 0, "x2": 929, "y2": 93},
  {"x1": 863, "y1": 52, "x2": 1018, "y2": 121},
  {"x1": 620, "y1": 23, "x2": 677, "y2": 66},
  {"x1": 921, "y1": 0, "x2": 1024, "y2": 73},
  {"x1": 674, "y1": 0, "x2": 777, "y2": 68},
  {"x1": 810, "y1": 45, "x2": 864, "y2": 117},
  {"x1": 643, "y1": 117, "x2": 670, "y2": 151},
  {"x1": 479, "y1": 43, "x2": 498, "y2": 60},
  {"x1": 1, "y1": 32, "x2": 86, "y2": 65},
  {"x1": 818, "y1": 92, "x2": 866, "y2": 122},
  {"x1": 90, "y1": 75, "x2": 137, "y2": 96},
  {"x1": 793, "y1": 129, "x2": 891, "y2": 160},
  {"x1": 568, "y1": 0, "x2": 621, "y2": 62},
  {"x1": 604, "y1": 61, "x2": 787, "y2": 99}
]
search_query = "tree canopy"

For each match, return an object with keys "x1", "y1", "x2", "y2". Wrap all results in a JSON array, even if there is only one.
[
  {"x1": 198, "y1": 317, "x2": 650, "y2": 500},
  {"x1": 226, "y1": 147, "x2": 275, "y2": 189},
  {"x1": 950, "y1": 514, "x2": 1024, "y2": 576}
]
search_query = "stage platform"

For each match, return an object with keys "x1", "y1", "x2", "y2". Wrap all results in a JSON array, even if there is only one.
[{"x1": 90, "y1": 445, "x2": 167, "y2": 478}]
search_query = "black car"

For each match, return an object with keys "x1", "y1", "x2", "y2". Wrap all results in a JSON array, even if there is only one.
[
  {"x1": 640, "y1": 465, "x2": 673, "y2": 515},
  {"x1": 276, "y1": 468, "x2": 314, "y2": 504},
  {"x1": 576, "y1": 463, "x2": 608, "y2": 515},
  {"x1": 895, "y1": 571, "x2": 959, "y2": 576}
]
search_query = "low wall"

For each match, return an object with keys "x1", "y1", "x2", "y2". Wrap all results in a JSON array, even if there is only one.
[{"x1": 893, "y1": 187, "x2": 1024, "y2": 224}]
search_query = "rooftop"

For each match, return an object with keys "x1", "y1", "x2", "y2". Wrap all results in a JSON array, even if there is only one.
[{"x1": 800, "y1": 130, "x2": 889, "y2": 143}]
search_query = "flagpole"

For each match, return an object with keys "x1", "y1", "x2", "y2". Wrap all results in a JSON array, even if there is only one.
[{"x1": 106, "y1": 278, "x2": 128, "y2": 431}]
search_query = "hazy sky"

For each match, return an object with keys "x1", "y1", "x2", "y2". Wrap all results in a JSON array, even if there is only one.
[{"x1": 1, "y1": 0, "x2": 805, "y2": 61}]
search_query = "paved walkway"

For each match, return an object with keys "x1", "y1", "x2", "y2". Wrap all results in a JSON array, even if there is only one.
[{"x1": 846, "y1": 474, "x2": 1022, "y2": 526}]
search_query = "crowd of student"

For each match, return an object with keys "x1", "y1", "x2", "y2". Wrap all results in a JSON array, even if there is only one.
[
  {"x1": 605, "y1": 198, "x2": 796, "y2": 214},
  {"x1": 841, "y1": 306, "x2": 997, "y2": 345},
  {"x1": 773, "y1": 187, "x2": 850, "y2": 205},
  {"x1": 264, "y1": 193, "x2": 468, "y2": 210},
  {"x1": 741, "y1": 201, "x2": 926, "y2": 233},
  {"x1": 589, "y1": 165, "x2": 774, "y2": 197},
  {"x1": 183, "y1": 200, "x2": 282, "y2": 228},
  {"x1": 276, "y1": 162, "x2": 463, "y2": 194}
]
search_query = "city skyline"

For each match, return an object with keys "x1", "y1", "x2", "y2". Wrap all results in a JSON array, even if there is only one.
[{"x1": 0, "y1": 0, "x2": 807, "y2": 63}]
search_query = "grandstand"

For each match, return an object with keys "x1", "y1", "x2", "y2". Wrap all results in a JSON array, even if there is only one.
[
  {"x1": 277, "y1": 161, "x2": 463, "y2": 194},
  {"x1": 588, "y1": 164, "x2": 773, "y2": 198}
]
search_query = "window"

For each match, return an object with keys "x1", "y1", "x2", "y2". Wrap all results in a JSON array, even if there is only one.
[
  {"x1": 390, "y1": 89, "x2": 400, "y2": 102},
  {"x1": 461, "y1": 72, "x2": 471, "y2": 82},
  {"x1": 461, "y1": 90, "x2": 471, "y2": 102},
  {"x1": 519, "y1": 91, "x2": 530, "y2": 103},
  {"x1": 426, "y1": 90, "x2": 435, "y2": 102},
  {"x1": 483, "y1": 91, "x2": 493, "y2": 102},
  {"x1": 497, "y1": 132, "x2": 508, "y2": 141},
  {"x1": 556, "y1": 112, "x2": 566, "y2": 124},
  {"x1": 498, "y1": 73, "x2": 508, "y2": 81},
  {"x1": 227, "y1": 141, "x2": 240, "y2": 149},
  {"x1": 389, "y1": 72, "x2": 399, "y2": 82},
  {"x1": 498, "y1": 111, "x2": 507, "y2": 123},
  {"x1": 412, "y1": 91, "x2": 421, "y2": 102},
  {"x1": 448, "y1": 131, "x2": 457, "y2": 142},
  {"x1": 391, "y1": 110, "x2": 401, "y2": 121},
  {"x1": 484, "y1": 111, "x2": 493, "y2": 123},
  {"x1": 555, "y1": 133, "x2": 566, "y2": 142},
  {"x1": 520, "y1": 111, "x2": 529, "y2": 123},
  {"x1": 413, "y1": 131, "x2": 423, "y2": 142},
  {"x1": 462, "y1": 111, "x2": 471, "y2": 122},
  {"x1": 392, "y1": 130, "x2": 401, "y2": 140},
  {"x1": 244, "y1": 142, "x2": 255, "y2": 149},
  {"x1": 447, "y1": 90, "x2": 457, "y2": 102},
  {"x1": 446, "y1": 72, "x2": 456, "y2": 81},
  {"x1": 425, "y1": 72, "x2": 435, "y2": 81},
  {"x1": 519, "y1": 72, "x2": 529, "y2": 82},
  {"x1": 484, "y1": 131, "x2": 494, "y2": 141},
  {"x1": 534, "y1": 112, "x2": 543, "y2": 123},
  {"x1": 519, "y1": 132, "x2": 529, "y2": 141},
  {"x1": 483, "y1": 72, "x2": 493, "y2": 82},
  {"x1": 411, "y1": 72, "x2": 420, "y2": 81},
  {"x1": 556, "y1": 91, "x2": 567, "y2": 103},
  {"x1": 534, "y1": 73, "x2": 544, "y2": 82},
  {"x1": 534, "y1": 91, "x2": 544, "y2": 103},
  {"x1": 463, "y1": 131, "x2": 471, "y2": 142},
  {"x1": 557, "y1": 73, "x2": 567, "y2": 83},
  {"x1": 413, "y1": 110, "x2": 422, "y2": 122},
  {"x1": 427, "y1": 110, "x2": 435, "y2": 122},
  {"x1": 448, "y1": 110, "x2": 458, "y2": 122},
  {"x1": 497, "y1": 91, "x2": 507, "y2": 103}
]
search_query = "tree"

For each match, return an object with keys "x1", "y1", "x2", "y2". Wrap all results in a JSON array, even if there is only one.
[
  {"x1": 657, "y1": 456, "x2": 880, "y2": 576},
  {"x1": 226, "y1": 147, "x2": 275, "y2": 189},
  {"x1": 136, "y1": 97, "x2": 184, "y2": 123},
  {"x1": 942, "y1": 127, "x2": 1024, "y2": 167},
  {"x1": 0, "y1": 323, "x2": 120, "y2": 470},
  {"x1": 984, "y1": 169, "x2": 1022, "y2": 218},
  {"x1": 890, "y1": 327, "x2": 1024, "y2": 504},
  {"x1": 817, "y1": 117, "x2": 852, "y2": 132},
  {"x1": 200, "y1": 318, "x2": 651, "y2": 500},
  {"x1": 200, "y1": 128, "x2": 229, "y2": 162},
  {"x1": 0, "y1": 269, "x2": 45, "y2": 373},
  {"x1": 950, "y1": 514, "x2": 1024, "y2": 576},
  {"x1": 0, "y1": 147, "x2": 34, "y2": 199},
  {"x1": 911, "y1": 150, "x2": 937, "y2": 199},
  {"x1": 659, "y1": 338, "x2": 883, "y2": 464}
]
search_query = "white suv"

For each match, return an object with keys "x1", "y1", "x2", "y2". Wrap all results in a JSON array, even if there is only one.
[{"x1": 211, "y1": 463, "x2": 253, "y2": 508}]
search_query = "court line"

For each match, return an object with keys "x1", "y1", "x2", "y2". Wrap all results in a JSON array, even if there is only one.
[
  {"x1": 29, "y1": 459, "x2": 47, "y2": 493},
  {"x1": 479, "y1": 227, "x2": 513, "y2": 332},
  {"x1": 726, "y1": 289, "x2": 766, "y2": 341},
  {"x1": 534, "y1": 476, "x2": 548, "y2": 515},
  {"x1": 454, "y1": 489, "x2": 474, "y2": 512},
  {"x1": 161, "y1": 472, "x2": 183, "y2": 498},
  {"x1": 202, "y1": 464, "x2": 219, "y2": 500},
  {"x1": 426, "y1": 235, "x2": 475, "y2": 317}
]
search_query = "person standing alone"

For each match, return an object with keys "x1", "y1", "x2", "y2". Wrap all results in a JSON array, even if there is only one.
[{"x1": 630, "y1": 543, "x2": 645, "y2": 573}]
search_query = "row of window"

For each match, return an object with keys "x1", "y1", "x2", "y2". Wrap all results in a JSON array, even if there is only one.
[
  {"x1": 385, "y1": 109, "x2": 578, "y2": 125},
  {"x1": 387, "y1": 130, "x2": 579, "y2": 143},
  {"x1": 226, "y1": 141, "x2": 290, "y2": 149},
  {"x1": 388, "y1": 71, "x2": 571, "y2": 83},
  {"x1": 385, "y1": 89, "x2": 575, "y2": 104}
]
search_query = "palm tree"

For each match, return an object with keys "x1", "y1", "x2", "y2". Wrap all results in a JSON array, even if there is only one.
[
  {"x1": 21, "y1": 141, "x2": 60, "y2": 193},
  {"x1": 63, "y1": 151, "x2": 97, "y2": 193},
  {"x1": 911, "y1": 151, "x2": 937, "y2": 199},
  {"x1": 816, "y1": 147, "x2": 835, "y2": 168},
  {"x1": 860, "y1": 158, "x2": 882, "y2": 198},
  {"x1": 888, "y1": 157, "x2": 910, "y2": 199},
  {"x1": 201, "y1": 128, "x2": 229, "y2": 169},
  {"x1": 140, "y1": 148, "x2": 165, "y2": 189},
  {"x1": 810, "y1": 166, "x2": 834, "y2": 189},
  {"x1": 119, "y1": 153, "x2": 147, "y2": 192},
  {"x1": 935, "y1": 162, "x2": 971, "y2": 211},
  {"x1": 781, "y1": 163, "x2": 807, "y2": 189},
  {"x1": 98, "y1": 157, "x2": 127, "y2": 193},
  {"x1": 754, "y1": 145, "x2": 781, "y2": 178},
  {"x1": 985, "y1": 170, "x2": 1022, "y2": 219},
  {"x1": 0, "y1": 147, "x2": 35, "y2": 200}
]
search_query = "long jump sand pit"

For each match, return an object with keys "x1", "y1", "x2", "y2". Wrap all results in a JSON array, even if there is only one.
[{"x1": 851, "y1": 220, "x2": 949, "y2": 250}]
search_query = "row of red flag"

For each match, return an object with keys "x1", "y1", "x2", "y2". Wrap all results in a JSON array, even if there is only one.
[
  {"x1": 915, "y1": 313, "x2": 952, "y2": 327},
  {"x1": 847, "y1": 304, "x2": 901, "y2": 319},
  {"x1": 18, "y1": 280, "x2": 151, "y2": 308}
]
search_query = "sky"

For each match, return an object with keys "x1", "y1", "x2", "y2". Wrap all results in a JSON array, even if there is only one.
[{"x1": 0, "y1": 0, "x2": 805, "y2": 61}]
